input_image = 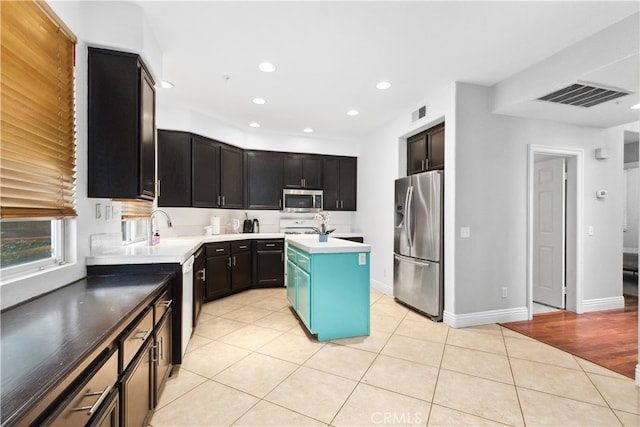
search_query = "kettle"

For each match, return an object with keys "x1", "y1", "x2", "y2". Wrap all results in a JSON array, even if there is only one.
[
  {"x1": 252, "y1": 218, "x2": 260, "y2": 233},
  {"x1": 242, "y1": 213, "x2": 253, "y2": 233}
]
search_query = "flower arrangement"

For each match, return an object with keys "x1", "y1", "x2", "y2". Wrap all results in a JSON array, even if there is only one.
[{"x1": 312, "y1": 211, "x2": 335, "y2": 235}]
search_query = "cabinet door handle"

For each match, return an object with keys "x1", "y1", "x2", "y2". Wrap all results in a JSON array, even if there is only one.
[
  {"x1": 217, "y1": 195, "x2": 221, "y2": 205},
  {"x1": 265, "y1": 243, "x2": 275, "y2": 247},
  {"x1": 228, "y1": 257, "x2": 231, "y2": 267},
  {"x1": 425, "y1": 159, "x2": 429, "y2": 169},
  {"x1": 302, "y1": 178, "x2": 305, "y2": 187},
  {"x1": 198, "y1": 268, "x2": 206, "y2": 280},
  {"x1": 279, "y1": 199, "x2": 282, "y2": 208},
  {"x1": 215, "y1": 248, "x2": 224, "y2": 252},
  {"x1": 222, "y1": 195, "x2": 225, "y2": 206},
  {"x1": 151, "y1": 343, "x2": 159, "y2": 363},
  {"x1": 281, "y1": 253, "x2": 284, "y2": 262},
  {"x1": 159, "y1": 336, "x2": 164, "y2": 361},
  {"x1": 233, "y1": 255, "x2": 236, "y2": 266},
  {"x1": 421, "y1": 159, "x2": 424, "y2": 170},
  {"x1": 160, "y1": 299, "x2": 172, "y2": 308},
  {"x1": 156, "y1": 180, "x2": 161, "y2": 197},
  {"x1": 336, "y1": 200, "x2": 339, "y2": 209},
  {"x1": 239, "y1": 245, "x2": 247, "y2": 249},
  {"x1": 71, "y1": 385, "x2": 111, "y2": 415}
]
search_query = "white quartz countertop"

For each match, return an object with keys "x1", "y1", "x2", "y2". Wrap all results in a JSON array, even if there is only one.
[
  {"x1": 86, "y1": 232, "x2": 365, "y2": 265},
  {"x1": 287, "y1": 235, "x2": 371, "y2": 254}
]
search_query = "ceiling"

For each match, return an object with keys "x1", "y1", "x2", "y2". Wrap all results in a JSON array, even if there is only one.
[{"x1": 136, "y1": 1, "x2": 639, "y2": 139}]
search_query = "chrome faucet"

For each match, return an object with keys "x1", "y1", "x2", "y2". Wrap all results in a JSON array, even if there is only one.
[{"x1": 148, "y1": 209, "x2": 173, "y2": 245}]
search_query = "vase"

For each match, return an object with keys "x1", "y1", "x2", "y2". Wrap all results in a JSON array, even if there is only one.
[{"x1": 319, "y1": 234, "x2": 328, "y2": 242}]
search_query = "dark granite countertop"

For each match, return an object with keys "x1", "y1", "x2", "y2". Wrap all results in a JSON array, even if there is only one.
[{"x1": 0, "y1": 273, "x2": 172, "y2": 425}]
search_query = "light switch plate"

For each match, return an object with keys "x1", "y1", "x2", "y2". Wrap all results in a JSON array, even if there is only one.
[{"x1": 358, "y1": 253, "x2": 366, "y2": 265}]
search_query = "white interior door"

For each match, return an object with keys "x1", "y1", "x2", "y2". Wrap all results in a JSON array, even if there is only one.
[{"x1": 533, "y1": 157, "x2": 566, "y2": 309}]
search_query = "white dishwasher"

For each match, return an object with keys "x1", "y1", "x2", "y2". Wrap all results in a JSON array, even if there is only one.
[{"x1": 181, "y1": 255, "x2": 194, "y2": 357}]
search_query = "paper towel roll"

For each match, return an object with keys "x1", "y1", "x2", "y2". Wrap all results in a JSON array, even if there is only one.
[{"x1": 210, "y1": 217, "x2": 220, "y2": 234}]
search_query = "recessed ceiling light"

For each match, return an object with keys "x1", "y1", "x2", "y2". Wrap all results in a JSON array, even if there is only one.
[
  {"x1": 160, "y1": 80, "x2": 174, "y2": 89},
  {"x1": 303, "y1": 128, "x2": 314, "y2": 133},
  {"x1": 347, "y1": 109, "x2": 359, "y2": 116},
  {"x1": 631, "y1": 103, "x2": 640, "y2": 110},
  {"x1": 376, "y1": 81, "x2": 391, "y2": 90},
  {"x1": 258, "y1": 62, "x2": 276, "y2": 73},
  {"x1": 249, "y1": 122, "x2": 260, "y2": 128},
  {"x1": 252, "y1": 98, "x2": 266, "y2": 105}
]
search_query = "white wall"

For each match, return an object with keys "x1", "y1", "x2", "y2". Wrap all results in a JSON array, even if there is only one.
[
  {"x1": 625, "y1": 167, "x2": 639, "y2": 250},
  {"x1": 1, "y1": 1, "x2": 163, "y2": 309},
  {"x1": 358, "y1": 80, "x2": 628, "y2": 327},
  {"x1": 355, "y1": 85, "x2": 455, "y2": 296},
  {"x1": 453, "y1": 82, "x2": 625, "y2": 319}
]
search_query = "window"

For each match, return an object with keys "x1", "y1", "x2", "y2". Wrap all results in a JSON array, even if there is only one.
[
  {"x1": 0, "y1": 1, "x2": 77, "y2": 276},
  {"x1": 122, "y1": 219, "x2": 149, "y2": 244},
  {"x1": 117, "y1": 199, "x2": 153, "y2": 244}
]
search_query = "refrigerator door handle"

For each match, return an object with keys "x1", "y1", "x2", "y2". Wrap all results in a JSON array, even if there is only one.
[
  {"x1": 394, "y1": 253, "x2": 430, "y2": 267},
  {"x1": 405, "y1": 185, "x2": 414, "y2": 248}
]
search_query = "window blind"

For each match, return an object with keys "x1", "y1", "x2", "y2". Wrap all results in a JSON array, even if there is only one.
[
  {"x1": 116, "y1": 199, "x2": 153, "y2": 219},
  {"x1": 1, "y1": 1, "x2": 77, "y2": 219}
]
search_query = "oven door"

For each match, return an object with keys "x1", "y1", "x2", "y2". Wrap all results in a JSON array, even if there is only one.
[{"x1": 282, "y1": 189, "x2": 322, "y2": 213}]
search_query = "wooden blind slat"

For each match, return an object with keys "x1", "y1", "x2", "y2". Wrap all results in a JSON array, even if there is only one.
[
  {"x1": 1, "y1": 1, "x2": 77, "y2": 219},
  {"x1": 115, "y1": 199, "x2": 153, "y2": 219}
]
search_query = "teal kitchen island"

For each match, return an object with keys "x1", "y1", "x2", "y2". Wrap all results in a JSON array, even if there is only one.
[{"x1": 286, "y1": 235, "x2": 371, "y2": 341}]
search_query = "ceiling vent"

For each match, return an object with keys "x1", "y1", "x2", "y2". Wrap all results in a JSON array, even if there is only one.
[
  {"x1": 411, "y1": 105, "x2": 426, "y2": 122},
  {"x1": 537, "y1": 83, "x2": 631, "y2": 108}
]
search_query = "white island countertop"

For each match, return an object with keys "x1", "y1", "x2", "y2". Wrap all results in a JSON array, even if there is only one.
[
  {"x1": 86, "y1": 232, "x2": 365, "y2": 265},
  {"x1": 287, "y1": 235, "x2": 371, "y2": 254}
]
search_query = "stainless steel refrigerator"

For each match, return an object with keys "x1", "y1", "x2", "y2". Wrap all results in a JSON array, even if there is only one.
[{"x1": 393, "y1": 170, "x2": 443, "y2": 320}]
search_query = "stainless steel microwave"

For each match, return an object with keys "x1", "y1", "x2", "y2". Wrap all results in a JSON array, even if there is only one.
[{"x1": 282, "y1": 189, "x2": 323, "y2": 213}]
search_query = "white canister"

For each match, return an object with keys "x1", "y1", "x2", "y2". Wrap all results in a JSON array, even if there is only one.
[{"x1": 210, "y1": 217, "x2": 221, "y2": 235}]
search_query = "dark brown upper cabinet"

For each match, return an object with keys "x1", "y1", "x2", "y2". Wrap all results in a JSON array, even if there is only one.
[
  {"x1": 88, "y1": 47, "x2": 156, "y2": 200},
  {"x1": 157, "y1": 131, "x2": 242, "y2": 209},
  {"x1": 191, "y1": 134, "x2": 220, "y2": 208},
  {"x1": 407, "y1": 122, "x2": 445, "y2": 175},
  {"x1": 157, "y1": 130, "x2": 191, "y2": 207},
  {"x1": 245, "y1": 151, "x2": 283, "y2": 210},
  {"x1": 219, "y1": 145, "x2": 244, "y2": 209},
  {"x1": 283, "y1": 154, "x2": 322, "y2": 189},
  {"x1": 323, "y1": 156, "x2": 357, "y2": 211}
]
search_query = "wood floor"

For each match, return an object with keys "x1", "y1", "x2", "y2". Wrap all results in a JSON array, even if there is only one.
[{"x1": 500, "y1": 295, "x2": 638, "y2": 379}]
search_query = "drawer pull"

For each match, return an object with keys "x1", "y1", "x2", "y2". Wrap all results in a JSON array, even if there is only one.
[
  {"x1": 132, "y1": 328, "x2": 153, "y2": 341},
  {"x1": 71, "y1": 385, "x2": 111, "y2": 415},
  {"x1": 239, "y1": 245, "x2": 247, "y2": 249},
  {"x1": 159, "y1": 299, "x2": 172, "y2": 308},
  {"x1": 265, "y1": 244, "x2": 275, "y2": 247},
  {"x1": 215, "y1": 248, "x2": 225, "y2": 252}
]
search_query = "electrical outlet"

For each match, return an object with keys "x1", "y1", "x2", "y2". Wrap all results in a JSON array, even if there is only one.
[
  {"x1": 502, "y1": 287, "x2": 508, "y2": 298},
  {"x1": 95, "y1": 203, "x2": 102, "y2": 220},
  {"x1": 460, "y1": 227, "x2": 470, "y2": 238}
]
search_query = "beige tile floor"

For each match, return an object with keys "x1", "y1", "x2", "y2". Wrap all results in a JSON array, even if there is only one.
[{"x1": 149, "y1": 288, "x2": 640, "y2": 427}]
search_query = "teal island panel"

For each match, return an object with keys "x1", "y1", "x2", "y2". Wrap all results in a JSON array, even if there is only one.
[{"x1": 288, "y1": 245, "x2": 370, "y2": 341}]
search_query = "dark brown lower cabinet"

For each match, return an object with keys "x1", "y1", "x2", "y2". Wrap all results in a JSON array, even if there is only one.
[
  {"x1": 193, "y1": 249, "x2": 206, "y2": 325},
  {"x1": 89, "y1": 389, "x2": 119, "y2": 427},
  {"x1": 206, "y1": 246, "x2": 231, "y2": 300},
  {"x1": 121, "y1": 338, "x2": 154, "y2": 427},
  {"x1": 255, "y1": 240, "x2": 284, "y2": 287},
  {"x1": 154, "y1": 310, "x2": 173, "y2": 406},
  {"x1": 231, "y1": 241, "x2": 252, "y2": 291}
]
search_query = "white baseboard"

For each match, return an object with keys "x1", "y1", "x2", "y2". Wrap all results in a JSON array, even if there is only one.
[
  {"x1": 370, "y1": 279, "x2": 392, "y2": 296},
  {"x1": 443, "y1": 307, "x2": 529, "y2": 328},
  {"x1": 582, "y1": 296, "x2": 625, "y2": 312}
]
